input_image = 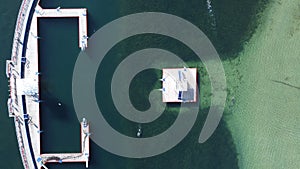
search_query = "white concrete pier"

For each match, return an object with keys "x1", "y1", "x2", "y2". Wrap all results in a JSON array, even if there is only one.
[
  {"x1": 40, "y1": 119, "x2": 90, "y2": 168},
  {"x1": 7, "y1": 1, "x2": 90, "y2": 169},
  {"x1": 35, "y1": 5, "x2": 88, "y2": 50}
]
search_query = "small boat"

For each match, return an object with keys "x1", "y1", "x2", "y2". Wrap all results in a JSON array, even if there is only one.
[{"x1": 136, "y1": 125, "x2": 142, "y2": 138}]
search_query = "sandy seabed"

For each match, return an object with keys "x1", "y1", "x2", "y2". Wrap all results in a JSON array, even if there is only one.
[{"x1": 226, "y1": 0, "x2": 300, "y2": 168}]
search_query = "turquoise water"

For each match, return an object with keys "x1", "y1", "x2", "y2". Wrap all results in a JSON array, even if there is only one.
[{"x1": 0, "y1": 0, "x2": 269, "y2": 168}]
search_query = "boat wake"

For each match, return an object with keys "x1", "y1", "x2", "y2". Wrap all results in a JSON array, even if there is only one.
[{"x1": 206, "y1": 0, "x2": 217, "y2": 33}]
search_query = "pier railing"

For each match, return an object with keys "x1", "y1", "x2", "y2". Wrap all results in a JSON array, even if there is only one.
[
  {"x1": 7, "y1": 0, "x2": 34, "y2": 118},
  {"x1": 15, "y1": 117, "x2": 30, "y2": 169},
  {"x1": 11, "y1": 0, "x2": 33, "y2": 65},
  {"x1": 9, "y1": 1, "x2": 36, "y2": 169}
]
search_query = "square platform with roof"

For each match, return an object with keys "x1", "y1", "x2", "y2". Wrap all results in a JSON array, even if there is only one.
[{"x1": 162, "y1": 68, "x2": 197, "y2": 102}]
